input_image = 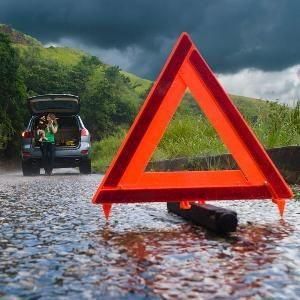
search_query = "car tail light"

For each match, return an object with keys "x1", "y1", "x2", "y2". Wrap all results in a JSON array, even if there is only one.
[
  {"x1": 81, "y1": 150, "x2": 89, "y2": 155},
  {"x1": 22, "y1": 130, "x2": 34, "y2": 138},
  {"x1": 81, "y1": 128, "x2": 89, "y2": 136},
  {"x1": 22, "y1": 151, "x2": 31, "y2": 157}
]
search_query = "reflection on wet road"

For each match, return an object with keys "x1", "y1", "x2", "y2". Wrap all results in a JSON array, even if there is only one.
[{"x1": 0, "y1": 169, "x2": 299, "y2": 299}]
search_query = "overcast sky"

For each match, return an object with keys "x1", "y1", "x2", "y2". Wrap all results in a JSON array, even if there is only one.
[{"x1": 1, "y1": 0, "x2": 300, "y2": 104}]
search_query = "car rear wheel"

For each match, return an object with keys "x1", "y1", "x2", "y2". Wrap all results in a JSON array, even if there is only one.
[
  {"x1": 22, "y1": 161, "x2": 32, "y2": 176},
  {"x1": 22, "y1": 161, "x2": 40, "y2": 176},
  {"x1": 79, "y1": 159, "x2": 91, "y2": 174},
  {"x1": 32, "y1": 165, "x2": 40, "y2": 175}
]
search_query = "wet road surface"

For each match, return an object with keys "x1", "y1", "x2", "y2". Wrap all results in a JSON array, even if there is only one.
[{"x1": 0, "y1": 169, "x2": 299, "y2": 299}]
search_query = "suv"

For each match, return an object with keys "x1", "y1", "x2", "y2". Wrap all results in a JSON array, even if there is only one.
[{"x1": 21, "y1": 94, "x2": 91, "y2": 176}]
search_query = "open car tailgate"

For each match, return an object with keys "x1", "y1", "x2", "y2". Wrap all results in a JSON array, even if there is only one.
[{"x1": 28, "y1": 94, "x2": 80, "y2": 115}]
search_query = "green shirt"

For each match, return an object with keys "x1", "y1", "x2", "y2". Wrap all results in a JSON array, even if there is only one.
[{"x1": 45, "y1": 125, "x2": 57, "y2": 143}]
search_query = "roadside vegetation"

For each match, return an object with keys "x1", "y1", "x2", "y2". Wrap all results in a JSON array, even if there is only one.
[
  {"x1": 294, "y1": 185, "x2": 300, "y2": 200},
  {"x1": 0, "y1": 25, "x2": 149, "y2": 159},
  {"x1": 0, "y1": 32, "x2": 26, "y2": 154},
  {"x1": 91, "y1": 97, "x2": 299, "y2": 173},
  {"x1": 0, "y1": 25, "x2": 299, "y2": 174}
]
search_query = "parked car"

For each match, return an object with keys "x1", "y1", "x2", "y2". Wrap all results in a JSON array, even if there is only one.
[{"x1": 21, "y1": 94, "x2": 91, "y2": 176}]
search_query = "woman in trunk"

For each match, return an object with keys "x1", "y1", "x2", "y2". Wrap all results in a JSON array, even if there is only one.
[{"x1": 40, "y1": 113, "x2": 58, "y2": 175}]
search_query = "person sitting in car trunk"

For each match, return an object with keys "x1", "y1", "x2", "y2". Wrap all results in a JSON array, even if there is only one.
[{"x1": 40, "y1": 113, "x2": 58, "y2": 175}]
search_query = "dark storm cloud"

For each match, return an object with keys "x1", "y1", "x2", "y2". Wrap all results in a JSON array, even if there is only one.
[{"x1": 1, "y1": 0, "x2": 300, "y2": 79}]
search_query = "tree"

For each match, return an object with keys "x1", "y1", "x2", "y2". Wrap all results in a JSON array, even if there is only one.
[
  {"x1": 67, "y1": 55, "x2": 102, "y2": 96},
  {"x1": 0, "y1": 33, "x2": 26, "y2": 155},
  {"x1": 19, "y1": 47, "x2": 71, "y2": 95},
  {"x1": 81, "y1": 66, "x2": 136, "y2": 140}
]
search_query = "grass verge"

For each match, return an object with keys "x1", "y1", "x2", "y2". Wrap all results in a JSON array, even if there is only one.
[{"x1": 91, "y1": 100, "x2": 299, "y2": 174}]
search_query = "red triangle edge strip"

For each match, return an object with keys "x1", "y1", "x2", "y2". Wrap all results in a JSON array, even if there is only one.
[{"x1": 95, "y1": 185, "x2": 272, "y2": 204}]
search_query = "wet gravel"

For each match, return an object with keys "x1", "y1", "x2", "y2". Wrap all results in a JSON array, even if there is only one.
[{"x1": 0, "y1": 169, "x2": 299, "y2": 299}]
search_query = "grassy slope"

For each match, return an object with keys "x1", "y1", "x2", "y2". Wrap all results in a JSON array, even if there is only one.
[
  {"x1": 14, "y1": 48, "x2": 151, "y2": 97},
  {"x1": 4, "y1": 25, "x2": 295, "y2": 173},
  {"x1": 120, "y1": 70, "x2": 152, "y2": 96},
  {"x1": 39, "y1": 46, "x2": 85, "y2": 65},
  {"x1": 16, "y1": 44, "x2": 85, "y2": 65},
  {"x1": 230, "y1": 94, "x2": 270, "y2": 119},
  {"x1": 4, "y1": 25, "x2": 267, "y2": 113}
]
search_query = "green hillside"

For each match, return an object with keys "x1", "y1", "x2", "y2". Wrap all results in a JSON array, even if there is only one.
[
  {"x1": 0, "y1": 24, "x2": 151, "y2": 97},
  {"x1": 0, "y1": 24, "x2": 270, "y2": 113},
  {"x1": 120, "y1": 70, "x2": 152, "y2": 97},
  {"x1": 0, "y1": 24, "x2": 298, "y2": 166},
  {"x1": 0, "y1": 25, "x2": 147, "y2": 154}
]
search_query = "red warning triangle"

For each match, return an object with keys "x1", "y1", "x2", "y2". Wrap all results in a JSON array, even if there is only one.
[{"x1": 92, "y1": 33, "x2": 293, "y2": 217}]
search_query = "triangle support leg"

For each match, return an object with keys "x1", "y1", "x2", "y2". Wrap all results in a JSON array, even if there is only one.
[
  {"x1": 102, "y1": 203, "x2": 112, "y2": 221},
  {"x1": 265, "y1": 181, "x2": 287, "y2": 217}
]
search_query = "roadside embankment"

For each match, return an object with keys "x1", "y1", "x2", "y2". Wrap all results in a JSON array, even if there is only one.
[{"x1": 147, "y1": 146, "x2": 300, "y2": 185}]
